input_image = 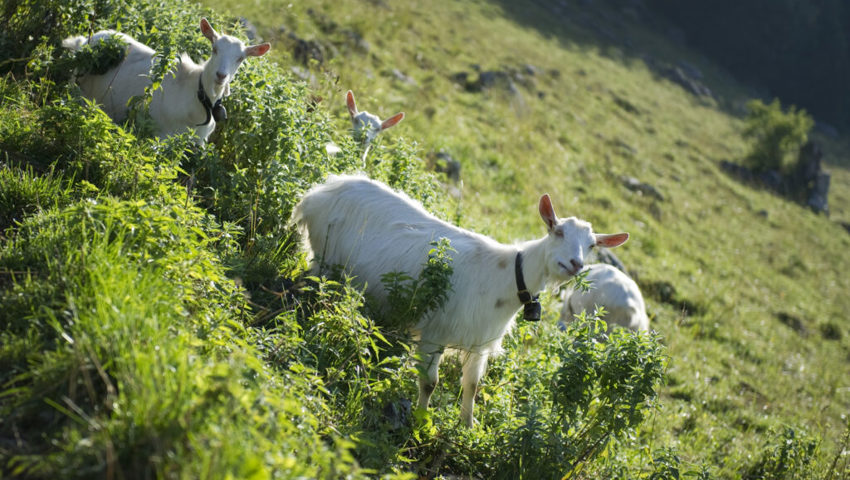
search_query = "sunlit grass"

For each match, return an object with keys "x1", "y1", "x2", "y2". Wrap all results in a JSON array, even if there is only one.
[
  {"x1": 203, "y1": 0, "x2": 850, "y2": 475},
  {"x1": 2, "y1": 0, "x2": 849, "y2": 477}
]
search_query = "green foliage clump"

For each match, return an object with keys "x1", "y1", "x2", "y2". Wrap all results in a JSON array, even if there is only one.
[
  {"x1": 381, "y1": 237, "x2": 454, "y2": 330},
  {"x1": 744, "y1": 426, "x2": 819, "y2": 480},
  {"x1": 743, "y1": 98, "x2": 813, "y2": 173},
  {"x1": 66, "y1": 33, "x2": 127, "y2": 75},
  {"x1": 403, "y1": 314, "x2": 667, "y2": 479}
]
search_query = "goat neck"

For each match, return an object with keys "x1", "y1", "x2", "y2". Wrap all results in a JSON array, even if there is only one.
[{"x1": 512, "y1": 238, "x2": 551, "y2": 301}]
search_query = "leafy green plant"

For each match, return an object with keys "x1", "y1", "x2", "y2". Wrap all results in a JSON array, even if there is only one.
[
  {"x1": 381, "y1": 237, "x2": 455, "y2": 331},
  {"x1": 744, "y1": 425, "x2": 819, "y2": 479},
  {"x1": 64, "y1": 32, "x2": 127, "y2": 75},
  {"x1": 405, "y1": 312, "x2": 667, "y2": 479},
  {"x1": 825, "y1": 417, "x2": 850, "y2": 480},
  {"x1": 743, "y1": 98, "x2": 813, "y2": 173}
]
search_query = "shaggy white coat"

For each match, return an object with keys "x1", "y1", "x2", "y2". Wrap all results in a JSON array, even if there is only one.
[
  {"x1": 560, "y1": 263, "x2": 649, "y2": 332},
  {"x1": 293, "y1": 174, "x2": 629, "y2": 426},
  {"x1": 62, "y1": 18, "x2": 269, "y2": 144}
]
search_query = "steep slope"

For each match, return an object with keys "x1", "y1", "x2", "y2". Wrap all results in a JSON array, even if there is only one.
[
  {"x1": 1, "y1": 0, "x2": 849, "y2": 477},
  {"x1": 206, "y1": 0, "x2": 850, "y2": 474}
]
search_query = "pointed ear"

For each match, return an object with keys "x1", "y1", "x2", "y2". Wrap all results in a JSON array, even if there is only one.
[
  {"x1": 381, "y1": 112, "x2": 405, "y2": 130},
  {"x1": 245, "y1": 43, "x2": 271, "y2": 57},
  {"x1": 346, "y1": 90, "x2": 358, "y2": 118},
  {"x1": 595, "y1": 233, "x2": 629, "y2": 248},
  {"x1": 200, "y1": 18, "x2": 219, "y2": 43},
  {"x1": 538, "y1": 194, "x2": 558, "y2": 232}
]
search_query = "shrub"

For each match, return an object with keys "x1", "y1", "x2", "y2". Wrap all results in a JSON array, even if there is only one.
[
  {"x1": 743, "y1": 98, "x2": 813, "y2": 173},
  {"x1": 743, "y1": 425, "x2": 818, "y2": 479},
  {"x1": 408, "y1": 313, "x2": 668, "y2": 479},
  {"x1": 380, "y1": 237, "x2": 455, "y2": 331}
]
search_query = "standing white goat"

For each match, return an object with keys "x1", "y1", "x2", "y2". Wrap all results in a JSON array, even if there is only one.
[
  {"x1": 62, "y1": 18, "x2": 270, "y2": 144},
  {"x1": 560, "y1": 263, "x2": 649, "y2": 332},
  {"x1": 292, "y1": 174, "x2": 629, "y2": 426},
  {"x1": 346, "y1": 90, "x2": 404, "y2": 162}
]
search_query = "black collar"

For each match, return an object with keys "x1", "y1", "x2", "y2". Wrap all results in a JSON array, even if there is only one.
[
  {"x1": 515, "y1": 252, "x2": 541, "y2": 321},
  {"x1": 196, "y1": 76, "x2": 226, "y2": 126}
]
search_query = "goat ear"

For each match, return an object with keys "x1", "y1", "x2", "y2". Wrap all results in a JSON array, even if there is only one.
[
  {"x1": 346, "y1": 90, "x2": 358, "y2": 118},
  {"x1": 200, "y1": 18, "x2": 219, "y2": 43},
  {"x1": 595, "y1": 233, "x2": 629, "y2": 248},
  {"x1": 245, "y1": 43, "x2": 271, "y2": 57},
  {"x1": 381, "y1": 112, "x2": 405, "y2": 130},
  {"x1": 538, "y1": 194, "x2": 558, "y2": 232}
]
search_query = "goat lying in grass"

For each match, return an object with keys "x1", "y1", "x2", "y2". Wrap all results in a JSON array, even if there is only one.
[
  {"x1": 560, "y1": 263, "x2": 649, "y2": 332},
  {"x1": 63, "y1": 18, "x2": 270, "y2": 145},
  {"x1": 293, "y1": 174, "x2": 629, "y2": 426}
]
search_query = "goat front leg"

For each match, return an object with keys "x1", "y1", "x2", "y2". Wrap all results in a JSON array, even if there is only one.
[
  {"x1": 416, "y1": 345, "x2": 443, "y2": 412},
  {"x1": 460, "y1": 352, "x2": 488, "y2": 427}
]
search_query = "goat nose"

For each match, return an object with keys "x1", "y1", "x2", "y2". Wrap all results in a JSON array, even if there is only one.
[
  {"x1": 570, "y1": 259, "x2": 583, "y2": 272},
  {"x1": 216, "y1": 72, "x2": 227, "y2": 81}
]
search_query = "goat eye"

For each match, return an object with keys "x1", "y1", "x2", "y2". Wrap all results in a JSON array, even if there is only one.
[
  {"x1": 554, "y1": 229, "x2": 564, "y2": 238},
  {"x1": 238, "y1": 56, "x2": 245, "y2": 63},
  {"x1": 212, "y1": 47, "x2": 218, "y2": 54}
]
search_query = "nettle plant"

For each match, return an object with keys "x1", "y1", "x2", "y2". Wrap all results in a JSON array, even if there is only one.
[
  {"x1": 405, "y1": 311, "x2": 668, "y2": 479},
  {"x1": 380, "y1": 237, "x2": 455, "y2": 332}
]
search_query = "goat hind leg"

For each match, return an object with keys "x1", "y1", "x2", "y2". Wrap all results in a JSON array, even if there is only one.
[
  {"x1": 416, "y1": 346, "x2": 443, "y2": 411},
  {"x1": 460, "y1": 352, "x2": 488, "y2": 427}
]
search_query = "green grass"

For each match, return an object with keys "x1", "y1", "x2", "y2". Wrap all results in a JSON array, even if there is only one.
[
  {"x1": 2, "y1": 0, "x2": 850, "y2": 478},
  {"x1": 202, "y1": 0, "x2": 850, "y2": 475}
]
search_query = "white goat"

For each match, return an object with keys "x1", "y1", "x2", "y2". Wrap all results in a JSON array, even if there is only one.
[
  {"x1": 62, "y1": 18, "x2": 270, "y2": 144},
  {"x1": 292, "y1": 174, "x2": 629, "y2": 426},
  {"x1": 346, "y1": 90, "x2": 404, "y2": 162},
  {"x1": 560, "y1": 263, "x2": 649, "y2": 332}
]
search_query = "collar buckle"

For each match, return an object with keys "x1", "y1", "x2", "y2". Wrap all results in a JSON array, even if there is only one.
[
  {"x1": 197, "y1": 77, "x2": 226, "y2": 126},
  {"x1": 515, "y1": 252, "x2": 541, "y2": 321}
]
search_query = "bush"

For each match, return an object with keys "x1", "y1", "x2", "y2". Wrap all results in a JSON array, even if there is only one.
[
  {"x1": 743, "y1": 98, "x2": 813, "y2": 173},
  {"x1": 380, "y1": 237, "x2": 455, "y2": 331},
  {"x1": 406, "y1": 313, "x2": 668, "y2": 479},
  {"x1": 743, "y1": 425, "x2": 818, "y2": 479}
]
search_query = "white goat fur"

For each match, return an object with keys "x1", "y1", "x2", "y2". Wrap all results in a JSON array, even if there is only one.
[
  {"x1": 560, "y1": 263, "x2": 649, "y2": 332},
  {"x1": 293, "y1": 174, "x2": 629, "y2": 426},
  {"x1": 62, "y1": 18, "x2": 269, "y2": 144}
]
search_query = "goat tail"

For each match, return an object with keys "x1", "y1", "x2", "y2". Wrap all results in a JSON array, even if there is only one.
[{"x1": 62, "y1": 35, "x2": 88, "y2": 52}]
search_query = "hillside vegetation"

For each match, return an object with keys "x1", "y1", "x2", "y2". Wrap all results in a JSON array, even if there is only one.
[{"x1": 1, "y1": 0, "x2": 850, "y2": 478}]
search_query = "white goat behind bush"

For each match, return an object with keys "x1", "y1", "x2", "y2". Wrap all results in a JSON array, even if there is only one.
[
  {"x1": 560, "y1": 263, "x2": 649, "y2": 332},
  {"x1": 63, "y1": 18, "x2": 270, "y2": 144},
  {"x1": 293, "y1": 174, "x2": 629, "y2": 426},
  {"x1": 345, "y1": 90, "x2": 404, "y2": 161}
]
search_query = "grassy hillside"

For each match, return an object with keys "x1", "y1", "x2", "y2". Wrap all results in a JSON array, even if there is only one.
[
  {"x1": 202, "y1": 0, "x2": 850, "y2": 474},
  {"x1": 1, "y1": 0, "x2": 849, "y2": 478}
]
